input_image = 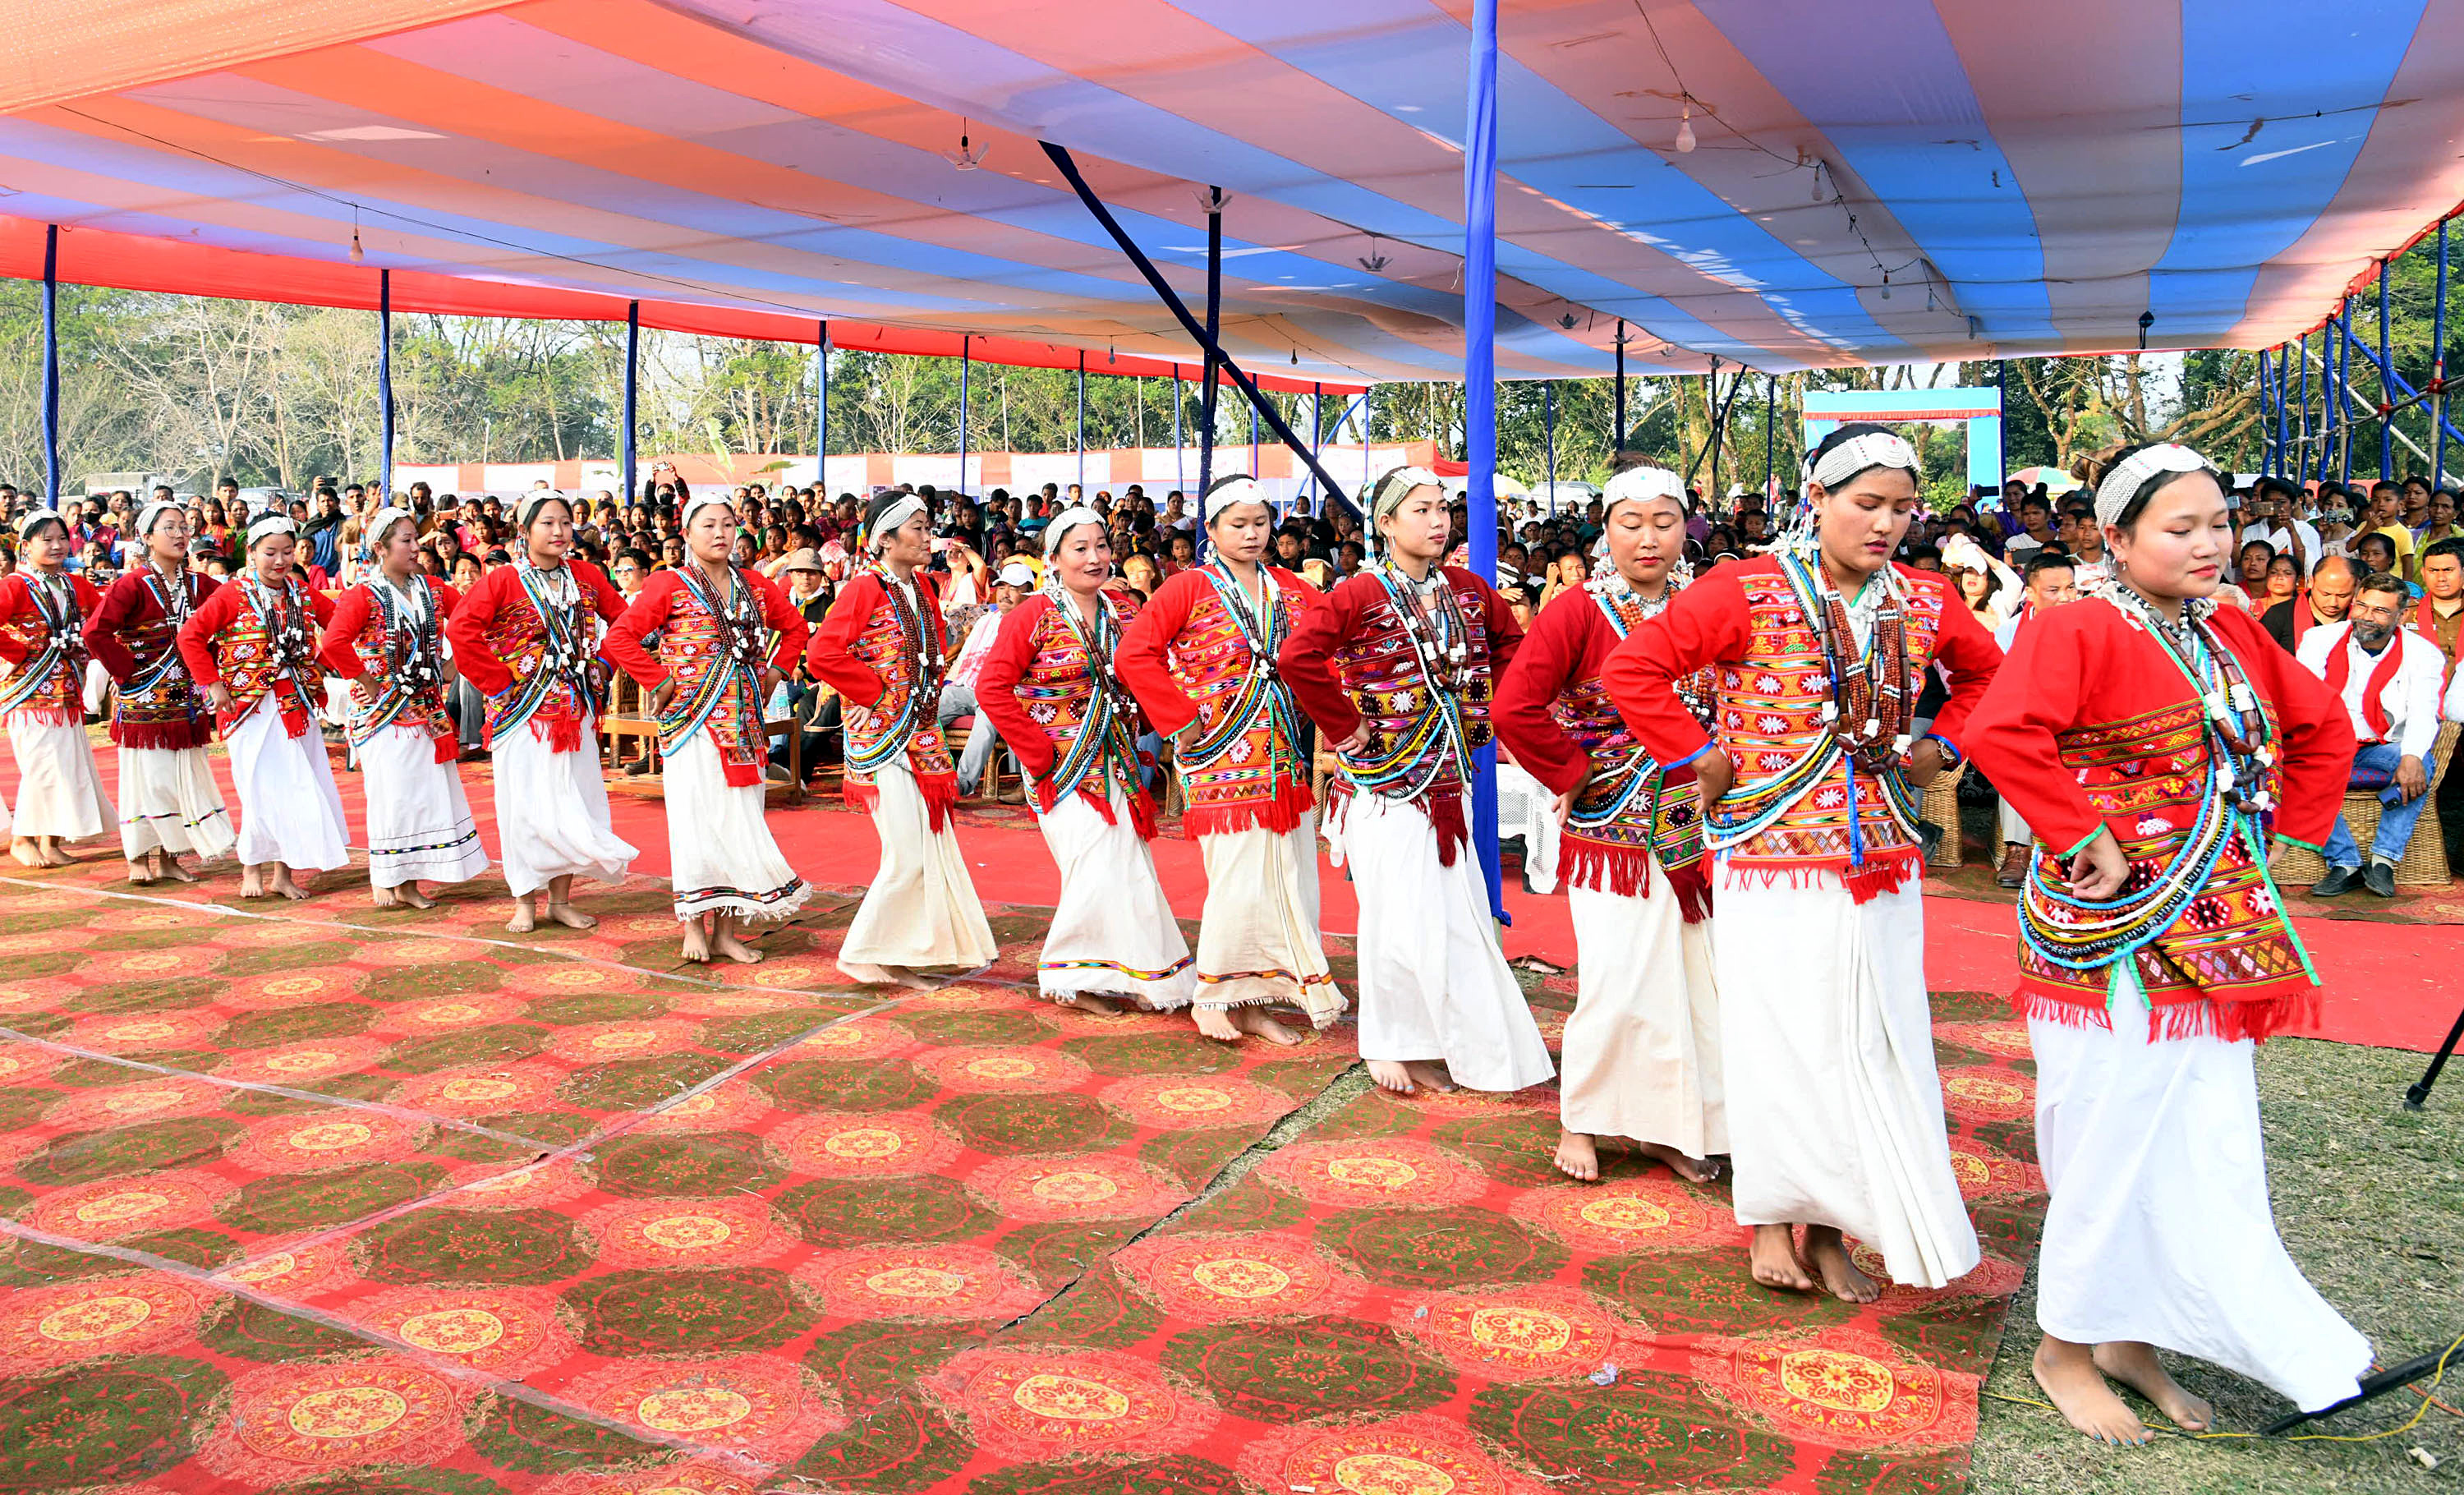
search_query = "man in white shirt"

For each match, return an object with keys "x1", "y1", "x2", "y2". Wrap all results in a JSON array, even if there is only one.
[
  {"x1": 935, "y1": 562, "x2": 1033, "y2": 797},
  {"x1": 2297, "y1": 572, "x2": 2446, "y2": 897},
  {"x1": 1991, "y1": 553, "x2": 2081, "y2": 886},
  {"x1": 2241, "y1": 476, "x2": 2321, "y2": 574}
]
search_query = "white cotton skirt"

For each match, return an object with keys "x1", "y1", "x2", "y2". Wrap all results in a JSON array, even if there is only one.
[
  {"x1": 1332, "y1": 790, "x2": 1553, "y2": 1092},
  {"x1": 2030, "y1": 1003, "x2": 2372, "y2": 1411},
  {"x1": 1712, "y1": 868, "x2": 1979, "y2": 1288},
  {"x1": 116, "y1": 745, "x2": 233, "y2": 862},
  {"x1": 227, "y1": 697, "x2": 349, "y2": 871},
  {"x1": 6, "y1": 715, "x2": 114, "y2": 844},
  {"x1": 1033, "y1": 786, "x2": 1195, "y2": 1009},
  {"x1": 360, "y1": 724, "x2": 488, "y2": 889},
  {"x1": 664, "y1": 731, "x2": 808, "y2": 923},
  {"x1": 491, "y1": 719, "x2": 636, "y2": 897},
  {"x1": 839, "y1": 760, "x2": 998, "y2": 982},
  {"x1": 1193, "y1": 816, "x2": 1345, "y2": 1026},
  {"x1": 1564, "y1": 873, "x2": 1725, "y2": 1156}
]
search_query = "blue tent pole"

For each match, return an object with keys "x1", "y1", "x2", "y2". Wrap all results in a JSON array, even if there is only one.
[
  {"x1": 1363, "y1": 386, "x2": 1374, "y2": 494},
  {"x1": 1076, "y1": 350, "x2": 1087, "y2": 491},
  {"x1": 1465, "y1": 0, "x2": 1506, "y2": 922},
  {"x1": 2276, "y1": 345, "x2": 2290, "y2": 479},
  {"x1": 958, "y1": 335, "x2": 971, "y2": 492},
  {"x1": 1198, "y1": 189, "x2": 1222, "y2": 494},
  {"x1": 2380, "y1": 262, "x2": 2395, "y2": 480},
  {"x1": 2257, "y1": 348, "x2": 2273, "y2": 477},
  {"x1": 1310, "y1": 382, "x2": 1324, "y2": 509},
  {"x1": 621, "y1": 301, "x2": 639, "y2": 502},
  {"x1": 2319, "y1": 320, "x2": 2335, "y2": 483},
  {"x1": 2339, "y1": 301, "x2": 2353, "y2": 486},
  {"x1": 378, "y1": 269, "x2": 395, "y2": 499},
  {"x1": 1250, "y1": 402, "x2": 1260, "y2": 478},
  {"x1": 1765, "y1": 373, "x2": 1777, "y2": 496},
  {"x1": 1174, "y1": 366, "x2": 1184, "y2": 494},
  {"x1": 1612, "y1": 319, "x2": 1626, "y2": 455},
  {"x1": 815, "y1": 320, "x2": 830, "y2": 497},
  {"x1": 41, "y1": 224, "x2": 60, "y2": 509},
  {"x1": 2438, "y1": 219, "x2": 2451, "y2": 494},
  {"x1": 2298, "y1": 332, "x2": 2310, "y2": 480}
]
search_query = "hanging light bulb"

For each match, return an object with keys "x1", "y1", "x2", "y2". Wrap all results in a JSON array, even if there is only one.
[
  {"x1": 1674, "y1": 101, "x2": 1696, "y2": 154},
  {"x1": 348, "y1": 228, "x2": 365, "y2": 264},
  {"x1": 1878, "y1": 269, "x2": 1891, "y2": 301},
  {"x1": 1809, "y1": 161, "x2": 1826, "y2": 203}
]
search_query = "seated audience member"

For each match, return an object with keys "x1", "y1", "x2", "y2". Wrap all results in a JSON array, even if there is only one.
[
  {"x1": 2299, "y1": 571, "x2": 2445, "y2": 898},
  {"x1": 1991, "y1": 552, "x2": 2080, "y2": 887},
  {"x1": 2354, "y1": 530, "x2": 2420, "y2": 600},
  {"x1": 2263, "y1": 553, "x2": 2356, "y2": 651}
]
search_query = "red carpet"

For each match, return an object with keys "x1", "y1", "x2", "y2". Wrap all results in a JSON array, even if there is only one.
[{"x1": 7, "y1": 737, "x2": 2453, "y2": 1053}]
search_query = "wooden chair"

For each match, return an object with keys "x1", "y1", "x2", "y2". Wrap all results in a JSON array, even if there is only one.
[
  {"x1": 600, "y1": 671, "x2": 662, "y2": 776},
  {"x1": 2273, "y1": 720, "x2": 2457, "y2": 889}
]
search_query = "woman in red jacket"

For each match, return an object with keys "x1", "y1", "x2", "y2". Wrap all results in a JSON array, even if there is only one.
[
  {"x1": 85, "y1": 499, "x2": 231, "y2": 882},
  {"x1": 1115, "y1": 475, "x2": 1341, "y2": 1042},
  {"x1": 975, "y1": 507, "x2": 1193, "y2": 1014},
  {"x1": 1495, "y1": 464, "x2": 1721, "y2": 1184},
  {"x1": 175, "y1": 515, "x2": 346, "y2": 899},
  {"x1": 605, "y1": 493, "x2": 811, "y2": 964},
  {"x1": 318, "y1": 506, "x2": 488, "y2": 908},
  {"x1": 1280, "y1": 467, "x2": 1551, "y2": 1097},
  {"x1": 1964, "y1": 443, "x2": 2367, "y2": 1443},
  {"x1": 443, "y1": 493, "x2": 637, "y2": 933},
  {"x1": 1603, "y1": 424, "x2": 1998, "y2": 1304},
  {"x1": 0, "y1": 509, "x2": 114, "y2": 867},
  {"x1": 806, "y1": 492, "x2": 997, "y2": 986}
]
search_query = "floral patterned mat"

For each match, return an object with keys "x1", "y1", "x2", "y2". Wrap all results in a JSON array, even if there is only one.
[{"x1": 0, "y1": 860, "x2": 2037, "y2": 1495}]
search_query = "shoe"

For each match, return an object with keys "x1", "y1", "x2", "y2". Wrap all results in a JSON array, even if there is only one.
[
  {"x1": 1995, "y1": 843, "x2": 2030, "y2": 889},
  {"x1": 2363, "y1": 861, "x2": 2397, "y2": 898},
  {"x1": 2310, "y1": 866, "x2": 2361, "y2": 898}
]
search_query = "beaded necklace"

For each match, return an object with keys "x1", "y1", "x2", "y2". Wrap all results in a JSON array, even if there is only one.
[
  {"x1": 1374, "y1": 558, "x2": 1470, "y2": 696},
  {"x1": 513, "y1": 554, "x2": 596, "y2": 697},
  {"x1": 1587, "y1": 574, "x2": 1712, "y2": 728},
  {"x1": 369, "y1": 572, "x2": 445, "y2": 697},
  {"x1": 682, "y1": 564, "x2": 768, "y2": 681},
  {"x1": 874, "y1": 564, "x2": 945, "y2": 693},
  {"x1": 1778, "y1": 546, "x2": 1914, "y2": 769}
]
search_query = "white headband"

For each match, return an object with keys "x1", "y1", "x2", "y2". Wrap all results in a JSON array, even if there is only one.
[
  {"x1": 246, "y1": 514, "x2": 297, "y2": 549},
  {"x1": 1602, "y1": 465, "x2": 1685, "y2": 516},
  {"x1": 867, "y1": 493, "x2": 926, "y2": 548},
  {"x1": 1805, "y1": 431, "x2": 1919, "y2": 491},
  {"x1": 365, "y1": 506, "x2": 415, "y2": 550},
  {"x1": 14, "y1": 509, "x2": 65, "y2": 542},
  {"x1": 1370, "y1": 465, "x2": 1444, "y2": 525},
  {"x1": 135, "y1": 499, "x2": 183, "y2": 539},
  {"x1": 517, "y1": 491, "x2": 571, "y2": 530},
  {"x1": 1204, "y1": 476, "x2": 1271, "y2": 524},
  {"x1": 1042, "y1": 505, "x2": 1105, "y2": 558},
  {"x1": 2093, "y1": 444, "x2": 2213, "y2": 529},
  {"x1": 681, "y1": 491, "x2": 733, "y2": 534}
]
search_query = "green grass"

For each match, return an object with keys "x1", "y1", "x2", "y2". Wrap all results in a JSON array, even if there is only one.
[{"x1": 1972, "y1": 1037, "x2": 2464, "y2": 1493}]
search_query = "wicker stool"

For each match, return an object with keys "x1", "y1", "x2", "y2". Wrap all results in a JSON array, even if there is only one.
[
  {"x1": 1920, "y1": 762, "x2": 1970, "y2": 869},
  {"x1": 2274, "y1": 721, "x2": 2456, "y2": 888}
]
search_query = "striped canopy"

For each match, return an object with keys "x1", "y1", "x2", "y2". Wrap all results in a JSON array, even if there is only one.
[{"x1": 5, "y1": 0, "x2": 2458, "y2": 382}]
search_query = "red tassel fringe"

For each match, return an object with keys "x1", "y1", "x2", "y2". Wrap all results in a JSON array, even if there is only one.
[
  {"x1": 1430, "y1": 791, "x2": 1467, "y2": 867},
  {"x1": 2010, "y1": 982, "x2": 2319, "y2": 1046},
  {"x1": 720, "y1": 759, "x2": 761, "y2": 788},
  {"x1": 430, "y1": 729, "x2": 457, "y2": 765},
  {"x1": 1716, "y1": 852, "x2": 1919, "y2": 903},
  {"x1": 110, "y1": 720, "x2": 213, "y2": 751},
  {"x1": 1560, "y1": 841, "x2": 1654, "y2": 899},
  {"x1": 9, "y1": 706, "x2": 80, "y2": 728},
  {"x1": 919, "y1": 772, "x2": 959, "y2": 833},
  {"x1": 1664, "y1": 858, "x2": 1714, "y2": 923},
  {"x1": 1180, "y1": 777, "x2": 1317, "y2": 840},
  {"x1": 841, "y1": 780, "x2": 880, "y2": 816}
]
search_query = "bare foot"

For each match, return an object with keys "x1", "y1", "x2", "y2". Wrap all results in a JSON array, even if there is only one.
[
  {"x1": 372, "y1": 888, "x2": 402, "y2": 909},
  {"x1": 1367, "y1": 1060, "x2": 1418, "y2": 1095},
  {"x1": 2093, "y1": 1341, "x2": 2212, "y2": 1431},
  {"x1": 681, "y1": 922, "x2": 714, "y2": 964},
  {"x1": 126, "y1": 858, "x2": 156, "y2": 886},
  {"x1": 1194, "y1": 1005, "x2": 1243, "y2": 1042},
  {"x1": 712, "y1": 929, "x2": 765, "y2": 965},
  {"x1": 9, "y1": 839, "x2": 41, "y2": 869},
  {"x1": 239, "y1": 865, "x2": 268, "y2": 899},
  {"x1": 1404, "y1": 1060, "x2": 1457, "y2": 1093},
  {"x1": 1635, "y1": 1140, "x2": 1723, "y2": 1184},
  {"x1": 271, "y1": 868, "x2": 310, "y2": 901},
  {"x1": 396, "y1": 884, "x2": 435, "y2": 909},
  {"x1": 544, "y1": 902, "x2": 596, "y2": 931},
  {"x1": 1234, "y1": 1006, "x2": 1303, "y2": 1045},
  {"x1": 2034, "y1": 1336, "x2": 2150, "y2": 1445},
  {"x1": 157, "y1": 855, "x2": 197, "y2": 884},
  {"x1": 1804, "y1": 1226, "x2": 1880, "y2": 1304},
  {"x1": 506, "y1": 899, "x2": 537, "y2": 933},
  {"x1": 884, "y1": 966, "x2": 939, "y2": 991},
  {"x1": 1554, "y1": 1129, "x2": 1601, "y2": 1182},
  {"x1": 1748, "y1": 1224, "x2": 1817, "y2": 1292},
  {"x1": 37, "y1": 839, "x2": 70, "y2": 867},
  {"x1": 1058, "y1": 991, "x2": 1124, "y2": 1014}
]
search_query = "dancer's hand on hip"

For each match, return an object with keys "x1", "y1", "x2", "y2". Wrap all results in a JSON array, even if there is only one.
[
  {"x1": 205, "y1": 683, "x2": 234, "y2": 715},
  {"x1": 1551, "y1": 769, "x2": 1591, "y2": 828},
  {"x1": 649, "y1": 678, "x2": 677, "y2": 714},
  {"x1": 1691, "y1": 748, "x2": 1735, "y2": 818},
  {"x1": 2066, "y1": 827, "x2": 2130, "y2": 899}
]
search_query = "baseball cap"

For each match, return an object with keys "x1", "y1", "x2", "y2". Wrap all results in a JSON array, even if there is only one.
[{"x1": 997, "y1": 561, "x2": 1036, "y2": 586}]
